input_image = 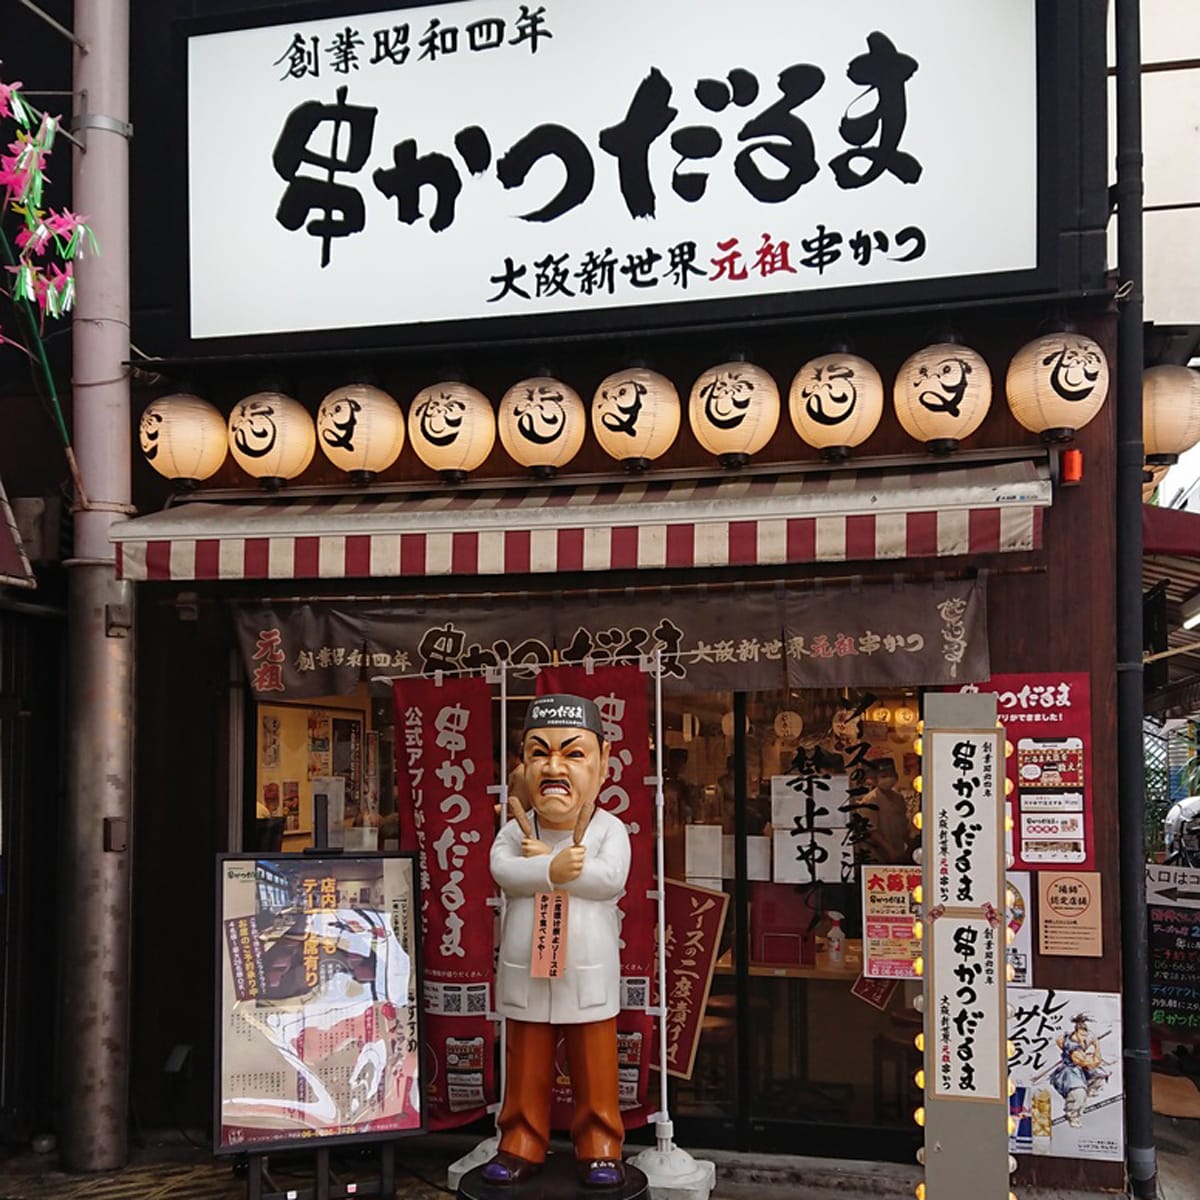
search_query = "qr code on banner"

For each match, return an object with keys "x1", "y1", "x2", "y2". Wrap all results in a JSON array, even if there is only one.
[
  {"x1": 621, "y1": 977, "x2": 650, "y2": 1011},
  {"x1": 443, "y1": 989, "x2": 463, "y2": 1014},
  {"x1": 466, "y1": 985, "x2": 489, "y2": 1014}
]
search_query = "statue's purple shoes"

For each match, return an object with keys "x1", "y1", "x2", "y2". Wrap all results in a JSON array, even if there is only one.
[
  {"x1": 481, "y1": 1151, "x2": 543, "y2": 1185},
  {"x1": 578, "y1": 1159, "x2": 626, "y2": 1188}
]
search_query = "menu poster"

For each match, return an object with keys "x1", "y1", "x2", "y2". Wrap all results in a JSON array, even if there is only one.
[
  {"x1": 861, "y1": 864, "x2": 922, "y2": 979},
  {"x1": 948, "y1": 674, "x2": 1094, "y2": 871},
  {"x1": 1146, "y1": 864, "x2": 1200, "y2": 1033},
  {"x1": 217, "y1": 853, "x2": 422, "y2": 1153}
]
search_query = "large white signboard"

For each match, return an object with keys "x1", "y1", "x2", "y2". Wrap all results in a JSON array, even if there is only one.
[{"x1": 187, "y1": 0, "x2": 1039, "y2": 339}]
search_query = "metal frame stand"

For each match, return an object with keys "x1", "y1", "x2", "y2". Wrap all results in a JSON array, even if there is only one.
[
  {"x1": 245, "y1": 1142, "x2": 396, "y2": 1200},
  {"x1": 240, "y1": 798, "x2": 399, "y2": 1199}
]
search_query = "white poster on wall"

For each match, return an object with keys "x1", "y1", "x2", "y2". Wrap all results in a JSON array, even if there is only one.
[
  {"x1": 1007, "y1": 989, "x2": 1124, "y2": 1162},
  {"x1": 186, "y1": 0, "x2": 1039, "y2": 340}
]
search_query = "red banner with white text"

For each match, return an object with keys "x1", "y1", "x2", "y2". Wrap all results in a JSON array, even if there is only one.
[
  {"x1": 394, "y1": 676, "x2": 497, "y2": 1129},
  {"x1": 536, "y1": 664, "x2": 656, "y2": 1130}
]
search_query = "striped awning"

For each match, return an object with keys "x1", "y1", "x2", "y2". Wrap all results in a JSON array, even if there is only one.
[
  {"x1": 112, "y1": 458, "x2": 1050, "y2": 583},
  {"x1": 0, "y1": 475, "x2": 34, "y2": 589}
]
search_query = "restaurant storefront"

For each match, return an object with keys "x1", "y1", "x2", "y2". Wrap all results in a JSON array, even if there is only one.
[{"x1": 117, "y1": 0, "x2": 1122, "y2": 1191}]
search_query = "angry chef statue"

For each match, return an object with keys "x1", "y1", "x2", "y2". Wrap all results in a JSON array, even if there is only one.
[{"x1": 482, "y1": 694, "x2": 631, "y2": 1189}]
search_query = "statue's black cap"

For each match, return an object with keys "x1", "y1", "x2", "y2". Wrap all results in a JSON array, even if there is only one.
[{"x1": 522, "y1": 694, "x2": 606, "y2": 742}]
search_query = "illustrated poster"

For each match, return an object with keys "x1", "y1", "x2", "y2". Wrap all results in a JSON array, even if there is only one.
[
  {"x1": 217, "y1": 854, "x2": 421, "y2": 1152},
  {"x1": 1007, "y1": 988, "x2": 1123, "y2": 1162}
]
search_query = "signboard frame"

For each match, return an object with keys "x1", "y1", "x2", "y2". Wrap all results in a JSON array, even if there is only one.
[
  {"x1": 213, "y1": 850, "x2": 425, "y2": 1156},
  {"x1": 163, "y1": 0, "x2": 1105, "y2": 358}
]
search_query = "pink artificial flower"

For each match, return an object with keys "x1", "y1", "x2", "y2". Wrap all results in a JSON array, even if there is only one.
[{"x1": 0, "y1": 79, "x2": 24, "y2": 122}]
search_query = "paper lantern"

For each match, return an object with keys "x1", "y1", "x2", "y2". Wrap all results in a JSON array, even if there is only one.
[
  {"x1": 894, "y1": 342, "x2": 992, "y2": 454},
  {"x1": 592, "y1": 368, "x2": 680, "y2": 471},
  {"x1": 316, "y1": 383, "x2": 405, "y2": 482},
  {"x1": 138, "y1": 393, "x2": 227, "y2": 487},
  {"x1": 689, "y1": 360, "x2": 780, "y2": 467},
  {"x1": 789, "y1": 353, "x2": 884, "y2": 460},
  {"x1": 1143, "y1": 365, "x2": 1200, "y2": 465},
  {"x1": 498, "y1": 377, "x2": 586, "y2": 478},
  {"x1": 228, "y1": 391, "x2": 315, "y2": 487},
  {"x1": 1142, "y1": 462, "x2": 1169, "y2": 501},
  {"x1": 409, "y1": 382, "x2": 496, "y2": 482},
  {"x1": 1005, "y1": 333, "x2": 1109, "y2": 442}
]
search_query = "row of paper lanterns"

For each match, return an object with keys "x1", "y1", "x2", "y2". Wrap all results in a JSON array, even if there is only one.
[{"x1": 138, "y1": 335, "x2": 1200, "y2": 487}]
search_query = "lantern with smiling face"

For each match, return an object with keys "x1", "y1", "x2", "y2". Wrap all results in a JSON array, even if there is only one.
[
  {"x1": 688, "y1": 360, "x2": 780, "y2": 468},
  {"x1": 789, "y1": 352, "x2": 884, "y2": 461},
  {"x1": 228, "y1": 391, "x2": 316, "y2": 488},
  {"x1": 499, "y1": 377, "x2": 586, "y2": 478},
  {"x1": 409, "y1": 382, "x2": 496, "y2": 482},
  {"x1": 316, "y1": 383, "x2": 405, "y2": 482},
  {"x1": 591, "y1": 367, "x2": 680, "y2": 472},
  {"x1": 893, "y1": 342, "x2": 992, "y2": 454}
]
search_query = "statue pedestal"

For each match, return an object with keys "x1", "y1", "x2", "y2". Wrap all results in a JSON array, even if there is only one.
[{"x1": 457, "y1": 1155, "x2": 648, "y2": 1200}]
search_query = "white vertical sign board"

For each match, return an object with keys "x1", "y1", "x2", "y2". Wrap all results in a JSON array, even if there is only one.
[
  {"x1": 927, "y1": 730, "x2": 1003, "y2": 911},
  {"x1": 920, "y1": 695, "x2": 1010, "y2": 1200},
  {"x1": 930, "y1": 912, "x2": 1004, "y2": 1101}
]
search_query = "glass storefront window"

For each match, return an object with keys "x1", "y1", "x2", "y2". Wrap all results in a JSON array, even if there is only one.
[{"x1": 659, "y1": 686, "x2": 924, "y2": 1155}]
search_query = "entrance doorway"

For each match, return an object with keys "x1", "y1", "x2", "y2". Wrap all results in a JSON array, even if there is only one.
[{"x1": 662, "y1": 688, "x2": 924, "y2": 1161}]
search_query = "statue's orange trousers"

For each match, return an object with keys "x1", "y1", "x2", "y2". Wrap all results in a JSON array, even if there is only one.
[{"x1": 497, "y1": 1017, "x2": 624, "y2": 1163}]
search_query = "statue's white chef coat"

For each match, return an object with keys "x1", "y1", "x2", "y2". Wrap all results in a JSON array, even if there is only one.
[{"x1": 491, "y1": 807, "x2": 631, "y2": 1025}]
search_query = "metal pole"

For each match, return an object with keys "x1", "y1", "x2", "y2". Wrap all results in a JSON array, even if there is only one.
[
  {"x1": 497, "y1": 662, "x2": 509, "y2": 1134},
  {"x1": 1115, "y1": 1, "x2": 1157, "y2": 1196},
  {"x1": 59, "y1": 0, "x2": 134, "y2": 1172},
  {"x1": 653, "y1": 652, "x2": 670, "y2": 1130}
]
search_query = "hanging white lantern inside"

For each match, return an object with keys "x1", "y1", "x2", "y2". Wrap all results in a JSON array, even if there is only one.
[
  {"x1": 789, "y1": 352, "x2": 884, "y2": 461},
  {"x1": 689, "y1": 360, "x2": 780, "y2": 468},
  {"x1": 893, "y1": 342, "x2": 992, "y2": 454},
  {"x1": 1143, "y1": 364, "x2": 1200, "y2": 465},
  {"x1": 592, "y1": 367, "x2": 680, "y2": 472},
  {"x1": 1005, "y1": 333, "x2": 1110, "y2": 442},
  {"x1": 409, "y1": 381, "x2": 496, "y2": 483},
  {"x1": 138, "y1": 393, "x2": 227, "y2": 487},
  {"x1": 316, "y1": 383, "x2": 405, "y2": 483},
  {"x1": 498, "y1": 376, "x2": 586, "y2": 478},
  {"x1": 228, "y1": 391, "x2": 315, "y2": 488}
]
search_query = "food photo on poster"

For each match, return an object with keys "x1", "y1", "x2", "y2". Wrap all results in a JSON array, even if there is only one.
[{"x1": 216, "y1": 854, "x2": 422, "y2": 1152}]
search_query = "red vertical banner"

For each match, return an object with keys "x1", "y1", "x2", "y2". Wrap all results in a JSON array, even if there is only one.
[
  {"x1": 536, "y1": 664, "x2": 656, "y2": 1130},
  {"x1": 393, "y1": 676, "x2": 497, "y2": 1129}
]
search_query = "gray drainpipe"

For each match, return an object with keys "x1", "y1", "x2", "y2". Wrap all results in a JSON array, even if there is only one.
[
  {"x1": 58, "y1": 0, "x2": 135, "y2": 1172},
  {"x1": 1114, "y1": 0, "x2": 1157, "y2": 1196}
]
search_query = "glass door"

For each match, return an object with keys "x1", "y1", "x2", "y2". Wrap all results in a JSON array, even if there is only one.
[{"x1": 663, "y1": 687, "x2": 924, "y2": 1161}]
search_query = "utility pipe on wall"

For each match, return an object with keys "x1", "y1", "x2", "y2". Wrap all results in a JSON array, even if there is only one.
[
  {"x1": 59, "y1": 0, "x2": 135, "y2": 1172},
  {"x1": 1114, "y1": 1, "x2": 1157, "y2": 1196}
]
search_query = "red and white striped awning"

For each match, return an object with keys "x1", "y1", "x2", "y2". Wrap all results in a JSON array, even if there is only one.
[{"x1": 113, "y1": 458, "x2": 1050, "y2": 583}]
